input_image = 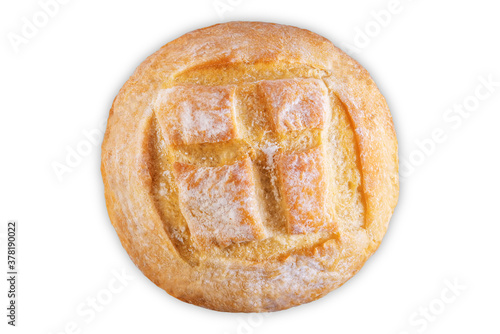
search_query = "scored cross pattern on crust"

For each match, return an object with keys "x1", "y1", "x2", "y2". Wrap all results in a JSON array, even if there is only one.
[
  {"x1": 258, "y1": 78, "x2": 327, "y2": 134},
  {"x1": 155, "y1": 85, "x2": 240, "y2": 145},
  {"x1": 155, "y1": 78, "x2": 334, "y2": 249},
  {"x1": 173, "y1": 158, "x2": 267, "y2": 249},
  {"x1": 276, "y1": 147, "x2": 331, "y2": 234}
]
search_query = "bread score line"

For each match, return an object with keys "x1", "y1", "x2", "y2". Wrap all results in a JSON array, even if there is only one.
[{"x1": 101, "y1": 21, "x2": 399, "y2": 312}]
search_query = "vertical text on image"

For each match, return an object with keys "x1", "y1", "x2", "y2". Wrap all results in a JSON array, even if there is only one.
[{"x1": 6, "y1": 220, "x2": 18, "y2": 327}]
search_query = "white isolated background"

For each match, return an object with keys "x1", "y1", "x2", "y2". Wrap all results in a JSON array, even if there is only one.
[{"x1": 1, "y1": 0, "x2": 499, "y2": 333}]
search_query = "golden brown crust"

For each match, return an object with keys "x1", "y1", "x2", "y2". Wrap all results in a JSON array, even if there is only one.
[
  {"x1": 101, "y1": 21, "x2": 399, "y2": 312},
  {"x1": 172, "y1": 157, "x2": 267, "y2": 249},
  {"x1": 276, "y1": 147, "x2": 331, "y2": 234}
]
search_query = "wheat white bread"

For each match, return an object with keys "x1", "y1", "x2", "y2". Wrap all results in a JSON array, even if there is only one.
[{"x1": 101, "y1": 21, "x2": 399, "y2": 312}]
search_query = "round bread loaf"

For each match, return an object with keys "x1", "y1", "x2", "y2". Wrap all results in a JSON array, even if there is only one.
[{"x1": 101, "y1": 21, "x2": 399, "y2": 312}]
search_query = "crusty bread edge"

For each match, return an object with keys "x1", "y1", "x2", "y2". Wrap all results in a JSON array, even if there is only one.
[{"x1": 101, "y1": 21, "x2": 399, "y2": 312}]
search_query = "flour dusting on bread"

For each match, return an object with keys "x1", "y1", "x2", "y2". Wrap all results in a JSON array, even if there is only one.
[{"x1": 102, "y1": 22, "x2": 398, "y2": 312}]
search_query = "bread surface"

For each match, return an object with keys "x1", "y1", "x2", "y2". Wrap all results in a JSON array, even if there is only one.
[{"x1": 101, "y1": 21, "x2": 399, "y2": 312}]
